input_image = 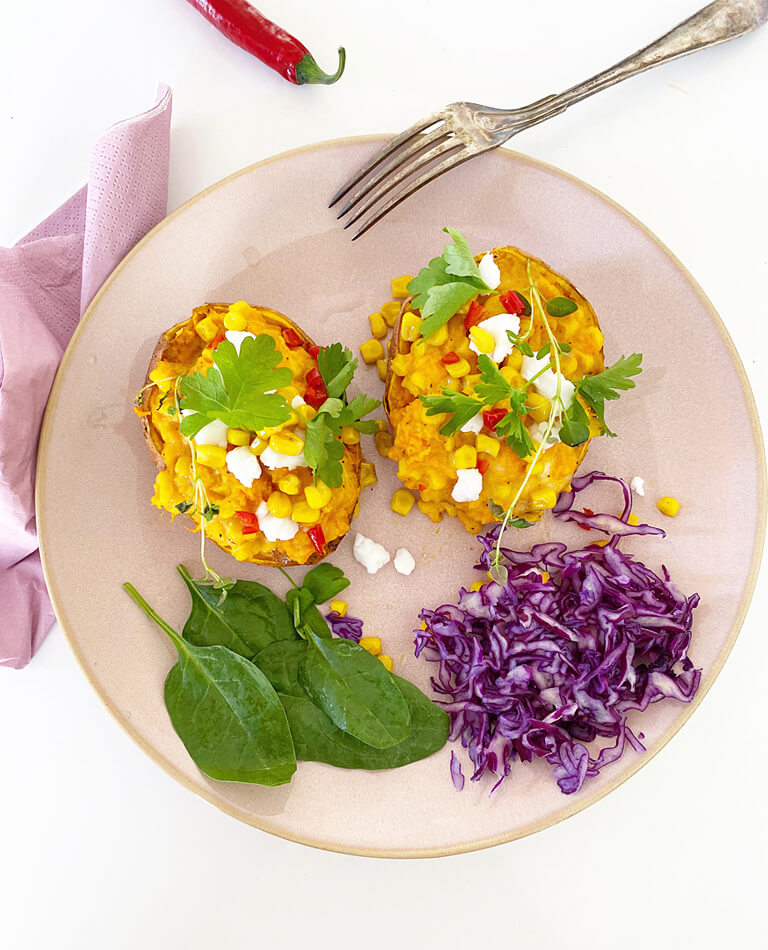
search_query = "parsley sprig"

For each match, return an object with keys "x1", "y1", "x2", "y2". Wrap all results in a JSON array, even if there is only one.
[
  {"x1": 407, "y1": 227, "x2": 496, "y2": 339},
  {"x1": 303, "y1": 344, "x2": 380, "y2": 488},
  {"x1": 178, "y1": 335, "x2": 292, "y2": 438}
]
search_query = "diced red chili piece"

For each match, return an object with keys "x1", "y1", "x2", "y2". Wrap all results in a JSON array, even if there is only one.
[
  {"x1": 235, "y1": 510, "x2": 260, "y2": 535},
  {"x1": 477, "y1": 458, "x2": 489, "y2": 475},
  {"x1": 307, "y1": 344, "x2": 321, "y2": 359},
  {"x1": 440, "y1": 351, "x2": 461, "y2": 365},
  {"x1": 418, "y1": 483, "x2": 426, "y2": 491},
  {"x1": 305, "y1": 384, "x2": 327, "y2": 409},
  {"x1": 282, "y1": 327, "x2": 304, "y2": 348},
  {"x1": 306, "y1": 367, "x2": 323, "y2": 387},
  {"x1": 307, "y1": 524, "x2": 326, "y2": 554},
  {"x1": 464, "y1": 299, "x2": 488, "y2": 330},
  {"x1": 482, "y1": 408, "x2": 507, "y2": 430},
  {"x1": 499, "y1": 291, "x2": 526, "y2": 316},
  {"x1": 578, "y1": 507, "x2": 594, "y2": 531},
  {"x1": 211, "y1": 332, "x2": 226, "y2": 348}
]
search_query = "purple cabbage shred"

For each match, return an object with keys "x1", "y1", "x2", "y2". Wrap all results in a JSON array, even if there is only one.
[
  {"x1": 325, "y1": 610, "x2": 363, "y2": 642},
  {"x1": 414, "y1": 472, "x2": 701, "y2": 795}
]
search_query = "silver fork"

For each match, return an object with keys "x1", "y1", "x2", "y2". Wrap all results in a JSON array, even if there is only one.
[{"x1": 331, "y1": 0, "x2": 768, "y2": 239}]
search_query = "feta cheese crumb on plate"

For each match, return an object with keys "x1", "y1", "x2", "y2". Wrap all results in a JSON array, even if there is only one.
[
  {"x1": 394, "y1": 548, "x2": 416, "y2": 576},
  {"x1": 631, "y1": 476, "x2": 646, "y2": 496},
  {"x1": 353, "y1": 533, "x2": 390, "y2": 574}
]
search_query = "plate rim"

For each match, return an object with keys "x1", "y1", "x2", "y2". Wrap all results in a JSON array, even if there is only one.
[{"x1": 36, "y1": 134, "x2": 768, "y2": 859}]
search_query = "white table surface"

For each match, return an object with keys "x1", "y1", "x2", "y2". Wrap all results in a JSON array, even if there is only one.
[{"x1": 2, "y1": 1, "x2": 767, "y2": 946}]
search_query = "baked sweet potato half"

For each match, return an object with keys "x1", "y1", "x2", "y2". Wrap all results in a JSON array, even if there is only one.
[
  {"x1": 137, "y1": 302, "x2": 362, "y2": 566},
  {"x1": 383, "y1": 245, "x2": 605, "y2": 534}
]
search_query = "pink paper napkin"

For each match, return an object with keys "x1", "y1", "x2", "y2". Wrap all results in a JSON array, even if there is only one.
[{"x1": 0, "y1": 85, "x2": 172, "y2": 669}]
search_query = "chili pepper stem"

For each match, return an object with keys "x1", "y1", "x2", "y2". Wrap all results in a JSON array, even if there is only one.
[{"x1": 294, "y1": 47, "x2": 346, "y2": 85}]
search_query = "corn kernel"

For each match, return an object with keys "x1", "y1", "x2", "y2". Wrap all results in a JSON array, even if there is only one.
[
  {"x1": 368, "y1": 312, "x2": 387, "y2": 339},
  {"x1": 470, "y1": 580, "x2": 485, "y2": 592},
  {"x1": 505, "y1": 348, "x2": 524, "y2": 370},
  {"x1": 627, "y1": 513, "x2": 640, "y2": 526},
  {"x1": 445, "y1": 357, "x2": 471, "y2": 378},
  {"x1": 291, "y1": 501, "x2": 320, "y2": 524},
  {"x1": 228, "y1": 300, "x2": 253, "y2": 318},
  {"x1": 376, "y1": 358, "x2": 387, "y2": 382},
  {"x1": 218, "y1": 501, "x2": 236, "y2": 519},
  {"x1": 360, "y1": 338, "x2": 385, "y2": 365},
  {"x1": 223, "y1": 310, "x2": 247, "y2": 331},
  {"x1": 305, "y1": 480, "x2": 332, "y2": 509},
  {"x1": 148, "y1": 366, "x2": 172, "y2": 392},
  {"x1": 341, "y1": 425, "x2": 360, "y2": 445},
  {"x1": 526, "y1": 392, "x2": 551, "y2": 423},
  {"x1": 411, "y1": 338, "x2": 429, "y2": 358},
  {"x1": 453, "y1": 445, "x2": 477, "y2": 469},
  {"x1": 329, "y1": 600, "x2": 348, "y2": 617},
  {"x1": 295, "y1": 404, "x2": 317, "y2": 424},
  {"x1": 581, "y1": 326, "x2": 604, "y2": 353},
  {"x1": 227, "y1": 428, "x2": 251, "y2": 446},
  {"x1": 657, "y1": 496, "x2": 680, "y2": 518},
  {"x1": 251, "y1": 438, "x2": 268, "y2": 456},
  {"x1": 462, "y1": 373, "x2": 481, "y2": 395},
  {"x1": 195, "y1": 316, "x2": 218, "y2": 343},
  {"x1": 360, "y1": 461, "x2": 377, "y2": 487},
  {"x1": 500, "y1": 365, "x2": 523, "y2": 387},
  {"x1": 360, "y1": 636, "x2": 382, "y2": 656},
  {"x1": 277, "y1": 473, "x2": 301, "y2": 495},
  {"x1": 391, "y1": 488, "x2": 415, "y2": 516},
  {"x1": 559, "y1": 354, "x2": 579, "y2": 377},
  {"x1": 530, "y1": 487, "x2": 558, "y2": 510},
  {"x1": 390, "y1": 353, "x2": 409, "y2": 376},
  {"x1": 375, "y1": 430, "x2": 394, "y2": 457},
  {"x1": 269, "y1": 431, "x2": 304, "y2": 456},
  {"x1": 469, "y1": 326, "x2": 495, "y2": 354},
  {"x1": 403, "y1": 370, "x2": 429, "y2": 394},
  {"x1": 267, "y1": 491, "x2": 292, "y2": 519},
  {"x1": 196, "y1": 445, "x2": 227, "y2": 468},
  {"x1": 428, "y1": 471, "x2": 448, "y2": 491},
  {"x1": 375, "y1": 419, "x2": 389, "y2": 431},
  {"x1": 541, "y1": 571, "x2": 550, "y2": 583},
  {"x1": 476, "y1": 433, "x2": 500, "y2": 457},
  {"x1": 378, "y1": 654, "x2": 394, "y2": 672},
  {"x1": 392, "y1": 276, "x2": 412, "y2": 298},
  {"x1": 277, "y1": 385, "x2": 300, "y2": 402},
  {"x1": 426, "y1": 324, "x2": 448, "y2": 346},
  {"x1": 400, "y1": 312, "x2": 423, "y2": 342},
  {"x1": 381, "y1": 301, "x2": 401, "y2": 327}
]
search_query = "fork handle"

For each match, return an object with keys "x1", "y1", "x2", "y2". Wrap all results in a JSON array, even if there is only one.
[{"x1": 486, "y1": 0, "x2": 768, "y2": 133}]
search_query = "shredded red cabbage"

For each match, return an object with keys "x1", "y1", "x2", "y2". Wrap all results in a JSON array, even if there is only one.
[
  {"x1": 325, "y1": 609, "x2": 363, "y2": 642},
  {"x1": 414, "y1": 472, "x2": 701, "y2": 795}
]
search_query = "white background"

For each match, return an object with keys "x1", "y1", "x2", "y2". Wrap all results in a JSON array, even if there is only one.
[{"x1": 2, "y1": 1, "x2": 767, "y2": 946}]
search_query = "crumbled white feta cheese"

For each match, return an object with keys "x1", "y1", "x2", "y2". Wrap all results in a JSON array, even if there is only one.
[
  {"x1": 468, "y1": 313, "x2": 520, "y2": 364},
  {"x1": 259, "y1": 436, "x2": 307, "y2": 471},
  {"x1": 630, "y1": 476, "x2": 646, "y2": 496},
  {"x1": 291, "y1": 395, "x2": 306, "y2": 409},
  {"x1": 255, "y1": 501, "x2": 299, "y2": 542},
  {"x1": 225, "y1": 445, "x2": 262, "y2": 488},
  {"x1": 460, "y1": 412, "x2": 484, "y2": 434},
  {"x1": 192, "y1": 418, "x2": 229, "y2": 448},
  {"x1": 478, "y1": 253, "x2": 501, "y2": 290},
  {"x1": 528, "y1": 419, "x2": 562, "y2": 447},
  {"x1": 394, "y1": 548, "x2": 416, "y2": 576},
  {"x1": 224, "y1": 330, "x2": 256, "y2": 355},
  {"x1": 451, "y1": 468, "x2": 483, "y2": 502},
  {"x1": 353, "y1": 533, "x2": 390, "y2": 574},
  {"x1": 521, "y1": 353, "x2": 575, "y2": 411}
]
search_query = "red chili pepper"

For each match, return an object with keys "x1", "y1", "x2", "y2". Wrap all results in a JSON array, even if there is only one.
[
  {"x1": 305, "y1": 384, "x2": 327, "y2": 409},
  {"x1": 578, "y1": 507, "x2": 594, "y2": 531},
  {"x1": 464, "y1": 300, "x2": 488, "y2": 330},
  {"x1": 440, "y1": 351, "x2": 461, "y2": 365},
  {"x1": 499, "y1": 291, "x2": 526, "y2": 316},
  {"x1": 307, "y1": 344, "x2": 321, "y2": 360},
  {"x1": 418, "y1": 483, "x2": 426, "y2": 491},
  {"x1": 235, "y1": 510, "x2": 260, "y2": 535},
  {"x1": 282, "y1": 327, "x2": 304, "y2": 348},
  {"x1": 306, "y1": 367, "x2": 323, "y2": 386},
  {"x1": 477, "y1": 458, "x2": 489, "y2": 475},
  {"x1": 307, "y1": 524, "x2": 326, "y2": 554},
  {"x1": 211, "y1": 332, "x2": 226, "y2": 348},
  {"x1": 482, "y1": 408, "x2": 507, "y2": 430},
  {"x1": 185, "y1": 0, "x2": 346, "y2": 85}
]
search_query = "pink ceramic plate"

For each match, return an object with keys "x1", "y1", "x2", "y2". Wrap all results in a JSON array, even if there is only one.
[{"x1": 37, "y1": 137, "x2": 765, "y2": 857}]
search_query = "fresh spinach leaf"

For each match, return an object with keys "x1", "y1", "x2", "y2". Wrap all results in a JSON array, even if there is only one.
[
  {"x1": 124, "y1": 583, "x2": 296, "y2": 786},
  {"x1": 279, "y1": 675, "x2": 449, "y2": 769},
  {"x1": 178, "y1": 565, "x2": 296, "y2": 659},
  {"x1": 253, "y1": 640, "x2": 308, "y2": 698},
  {"x1": 301, "y1": 563, "x2": 350, "y2": 605},
  {"x1": 299, "y1": 633, "x2": 411, "y2": 749}
]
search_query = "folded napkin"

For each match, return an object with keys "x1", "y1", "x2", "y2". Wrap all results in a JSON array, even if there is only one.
[{"x1": 0, "y1": 85, "x2": 172, "y2": 669}]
